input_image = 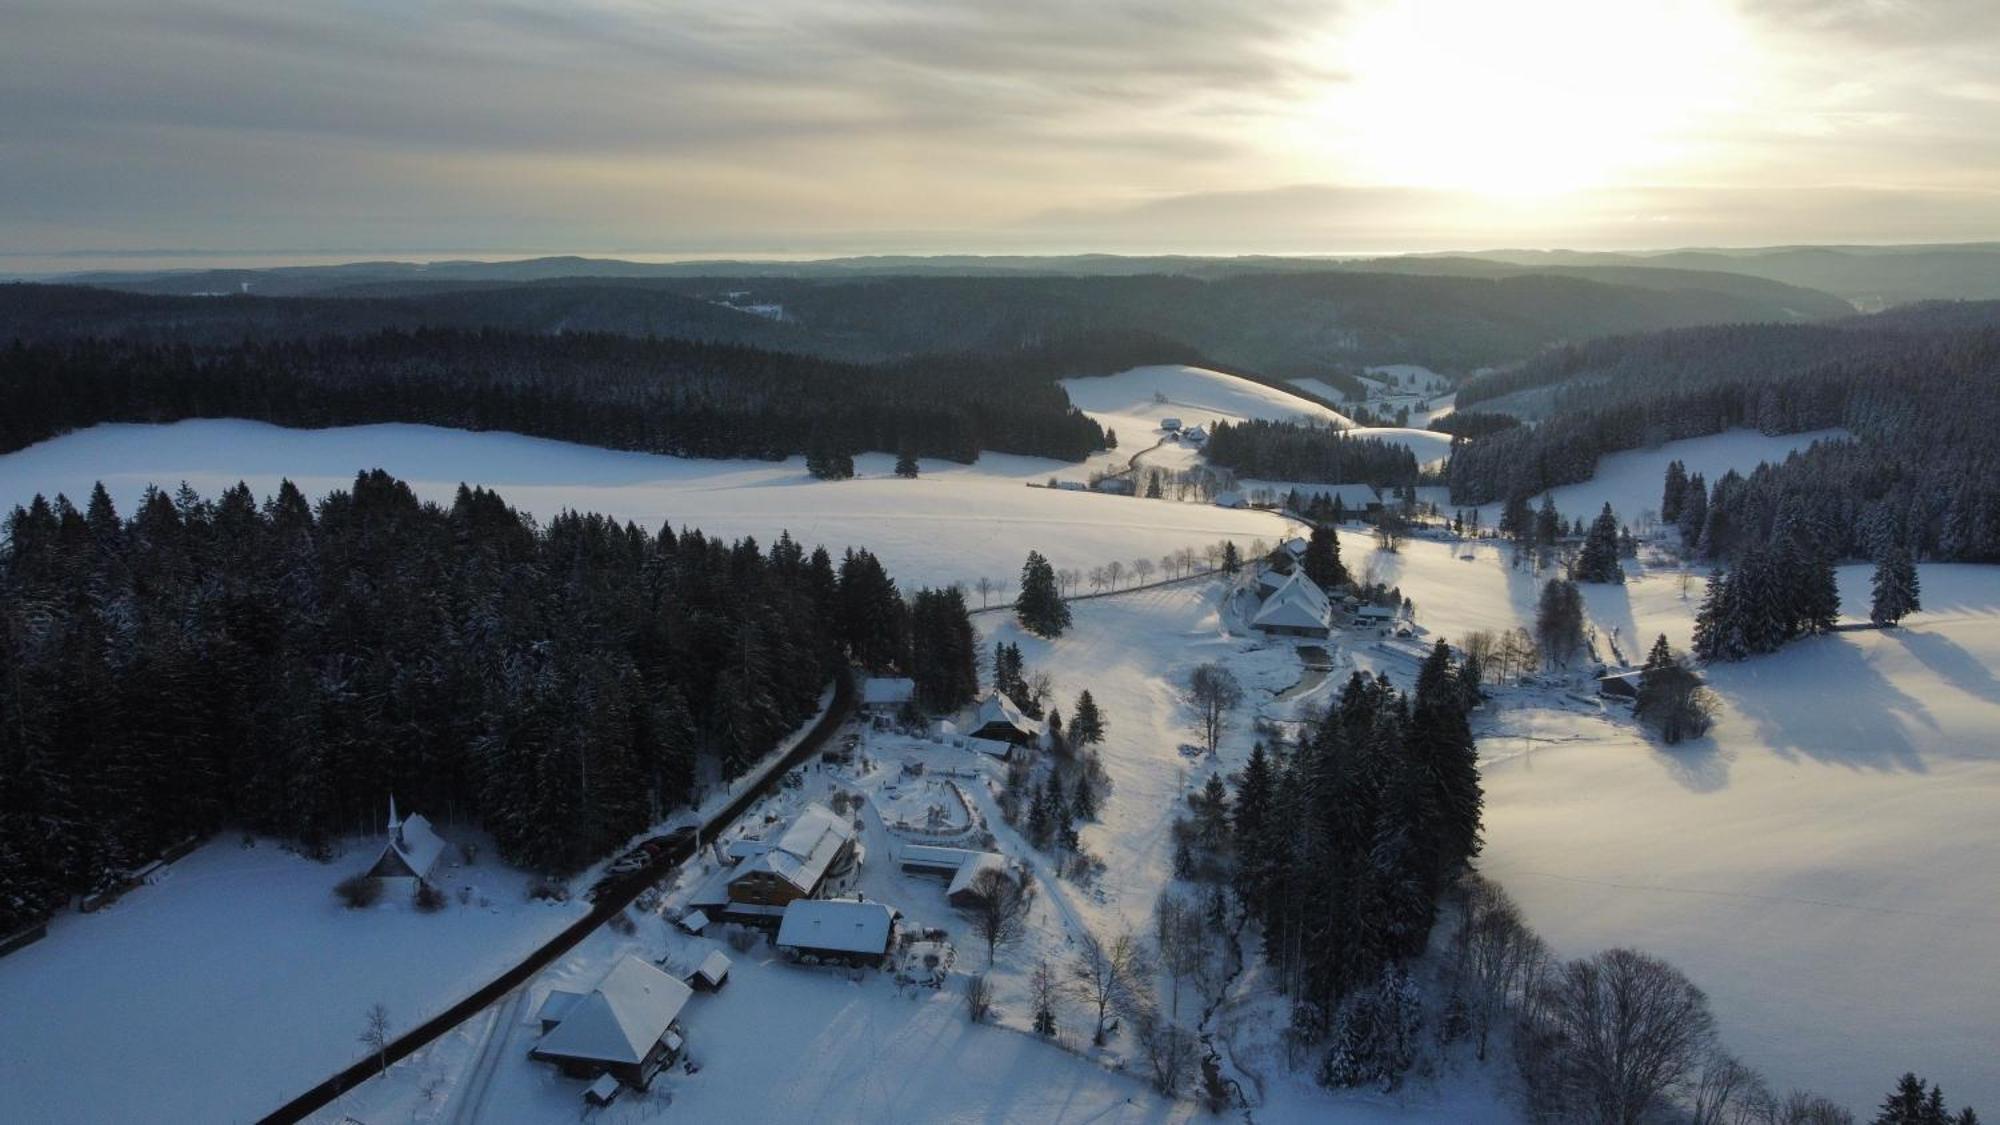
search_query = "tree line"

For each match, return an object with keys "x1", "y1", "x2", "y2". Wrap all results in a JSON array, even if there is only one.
[
  {"x1": 0, "y1": 328, "x2": 1114, "y2": 465},
  {"x1": 0, "y1": 472, "x2": 974, "y2": 933},
  {"x1": 1202, "y1": 418, "x2": 1423, "y2": 489}
]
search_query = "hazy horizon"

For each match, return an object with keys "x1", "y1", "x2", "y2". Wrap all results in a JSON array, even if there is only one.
[{"x1": 5, "y1": 1, "x2": 1997, "y2": 269}]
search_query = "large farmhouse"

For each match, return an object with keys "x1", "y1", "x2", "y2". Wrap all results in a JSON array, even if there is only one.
[
  {"x1": 530, "y1": 955, "x2": 693, "y2": 1090},
  {"x1": 723, "y1": 803, "x2": 860, "y2": 909},
  {"x1": 1251, "y1": 570, "x2": 1334, "y2": 639},
  {"x1": 967, "y1": 691, "x2": 1040, "y2": 746}
]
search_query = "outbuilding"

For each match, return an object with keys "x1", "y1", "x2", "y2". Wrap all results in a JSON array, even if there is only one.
[
  {"x1": 968, "y1": 691, "x2": 1040, "y2": 746},
  {"x1": 775, "y1": 899, "x2": 898, "y2": 966},
  {"x1": 687, "y1": 949, "x2": 732, "y2": 991}
]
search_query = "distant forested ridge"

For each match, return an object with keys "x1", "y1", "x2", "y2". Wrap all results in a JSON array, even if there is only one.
[
  {"x1": 1203, "y1": 419, "x2": 1423, "y2": 488},
  {"x1": 0, "y1": 473, "x2": 965, "y2": 932},
  {"x1": 0, "y1": 327, "x2": 1121, "y2": 463},
  {"x1": 1446, "y1": 302, "x2": 2000, "y2": 563}
]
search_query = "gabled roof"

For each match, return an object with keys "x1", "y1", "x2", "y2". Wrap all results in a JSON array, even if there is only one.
[
  {"x1": 535, "y1": 988, "x2": 585, "y2": 1028},
  {"x1": 1281, "y1": 536, "x2": 1309, "y2": 557},
  {"x1": 1252, "y1": 571, "x2": 1332, "y2": 632},
  {"x1": 730, "y1": 804, "x2": 854, "y2": 896},
  {"x1": 971, "y1": 691, "x2": 1038, "y2": 739},
  {"x1": 946, "y1": 853, "x2": 1011, "y2": 901},
  {"x1": 692, "y1": 950, "x2": 732, "y2": 988},
  {"x1": 776, "y1": 900, "x2": 896, "y2": 956},
  {"x1": 861, "y1": 677, "x2": 916, "y2": 707},
  {"x1": 535, "y1": 956, "x2": 692, "y2": 1065},
  {"x1": 376, "y1": 802, "x2": 448, "y2": 880}
]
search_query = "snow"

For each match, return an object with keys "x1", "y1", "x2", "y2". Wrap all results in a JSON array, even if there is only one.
[
  {"x1": 775, "y1": 899, "x2": 896, "y2": 956},
  {"x1": 1340, "y1": 425, "x2": 1457, "y2": 467},
  {"x1": 1060, "y1": 363, "x2": 1356, "y2": 441},
  {"x1": 0, "y1": 831, "x2": 586, "y2": 1124},
  {"x1": 1478, "y1": 562, "x2": 2000, "y2": 1114},
  {"x1": 1286, "y1": 376, "x2": 1354, "y2": 403},
  {"x1": 0, "y1": 419, "x2": 1298, "y2": 592}
]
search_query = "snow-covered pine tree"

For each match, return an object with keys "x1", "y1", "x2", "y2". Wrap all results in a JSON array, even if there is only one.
[
  {"x1": 1871, "y1": 546, "x2": 1922, "y2": 626},
  {"x1": 1574, "y1": 503, "x2": 1626, "y2": 583},
  {"x1": 1015, "y1": 549, "x2": 1071, "y2": 637}
]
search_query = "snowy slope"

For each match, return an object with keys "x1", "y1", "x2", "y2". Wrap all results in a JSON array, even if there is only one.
[
  {"x1": 1060, "y1": 364, "x2": 1355, "y2": 441},
  {"x1": 1481, "y1": 563, "x2": 2000, "y2": 1114},
  {"x1": 0, "y1": 833, "x2": 584, "y2": 1124},
  {"x1": 0, "y1": 420, "x2": 1299, "y2": 592}
]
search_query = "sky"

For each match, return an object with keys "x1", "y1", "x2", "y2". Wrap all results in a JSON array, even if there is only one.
[{"x1": 2, "y1": 0, "x2": 1997, "y2": 270}]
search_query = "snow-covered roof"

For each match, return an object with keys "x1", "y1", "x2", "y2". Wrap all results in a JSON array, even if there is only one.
[
  {"x1": 1252, "y1": 571, "x2": 1332, "y2": 632},
  {"x1": 535, "y1": 956, "x2": 692, "y2": 1066},
  {"x1": 1161, "y1": 417, "x2": 1182, "y2": 429},
  {"x1": 379, "y1": 800, "x2": 448, "y2": 880},
  {"x1": 1281, "y1": 536, "x2": 1309, "y2": 557},
  {"x1": 946, "y1": 853, "x2": 1010, "y2": 900},
  {"x1": 586, "y1": 1074, "x2": 621, "y2": 1103},
  {"x1": 861, "y1": 677, "x2": 916, "y2": 707},
  {"x1": 1355, "y1": 604, "x2": 1396, "y2": 620},
  {"x1": 535, "y1": 988, "x2": 585, "y2": 1028},
  {"x1": 971, "y1": 691, "x2": 1038, "y2": 739},
  {"x1": 964, "y1": 736, "x2": 1014, "y2": 759},
  {"x1": 776, "y1": 900, "x2": 896, "y2": 956},
  {"x1": 677, "y1": 909, "x2": 710, "y2": 934},
  {"x1": 730, "y1": 803, "x2": 855, "y2": 896},
  {"x1": 692, "y1": 949, "x2": 732, "y2": 987},
  {"x1": 1213, "y1": 491, "x2": 1245, "y2": 508},
  {"x1": 900, "y1": 844, "x2": 977, "y2": 871},
  {"x1": 1182, "y1": 424, "x2": 1208, "y2": 441}
]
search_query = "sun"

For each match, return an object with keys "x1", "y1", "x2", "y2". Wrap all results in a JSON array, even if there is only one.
[{"x1": 1291, "y1": 0, "x2": 1750, "y2": 199}]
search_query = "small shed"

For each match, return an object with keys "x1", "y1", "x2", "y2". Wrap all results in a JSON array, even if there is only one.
[
  {"x1": 1598, "y1": 671, "x2": 1643, "y2": 701},
  {"x1": 688, "y1": 949, "x2": 732, "y2": 991},
  {"x1": 585, "y1": 1073, "x2": 623, "y2": 1107},
  {"x1": 676, "y1": 909, "x2": 710, "y2": 935},
  {"x1": 1160, "y1": 417, "x2": 1182, "y2": 432},
  {"x1": 964, "y1": 736, "x2": 1015, "y2": 761}
]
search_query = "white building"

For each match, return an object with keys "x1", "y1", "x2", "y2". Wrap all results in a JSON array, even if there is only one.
[
  {"x1": 530, "y1": 955, "x2": 693, "y2": 1089},
  {"x1": 775, "y1": 899, "x2": 898, "y2": 965},
  {"x1": 1251, "y1": 570, "x2": 1334, "y2": 639}
]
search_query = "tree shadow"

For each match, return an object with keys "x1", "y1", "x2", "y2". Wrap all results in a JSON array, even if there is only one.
[
  {"x1": 1889, "y1": 628, "x2": 2000, "y2": 707},
  {"x1": 1712, "y1": 633, "x2": 1934, "y2": 774},
  {"x1": 1577, "y1": 581, "x2": 1640, "y2": 667},
  {"x1": 1645, "y1": 732, "x2": 1733, "y2": 794}
]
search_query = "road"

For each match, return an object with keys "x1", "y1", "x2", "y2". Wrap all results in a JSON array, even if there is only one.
[{"x1": 257, "y1": 667, "x2": 855, "y2": 1125}]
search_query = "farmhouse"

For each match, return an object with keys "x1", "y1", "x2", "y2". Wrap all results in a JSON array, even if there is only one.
[
  {"x1": 1354, "y1": 604, "x2": 1396, "y2": 628},
  {"x1": 723, "y1": 803, "x2": 860, "y2": 909},
  {"x1": 1092, "y1": 476, "x2": 1136, "y2": 495},
  {"x1": 530, "y1": 955, "x2": 693, "y2": 1090},
  {"x1": 1181, "y1": 424, "x2": 1208, "y2": 444},
  {"x1": 967, "y1": 690, "x2": 1040, "y2": 745},
  {"x1": 1160, "y1": 417, "x2": 1182, "y2": 431},
  {"x1": 364, "y1": 797, "x2": 447, "y2": 886},
  {"x1": 775, "y1": 899, "x2": 898, "y2": 966},
  {"x1": 1213, "y1": 490, "x2": 1246, "y2": 509},
  {"x1": 860, "y1": 677, "x2": 916, "y2": 716},
  {"x1": 1251, "y1": 570, "x2": 1333, "y2": 639}
]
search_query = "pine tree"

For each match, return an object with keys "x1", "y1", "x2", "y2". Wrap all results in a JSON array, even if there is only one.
[
  {"x1": 1661, "y1": 459, "x2": 1688, "y2": 524},
  {"x1": 1871, "y1": 546, "x2": 1921, "y2": 626},
  {"x1": 1016, "y1": 550, "x2": 1071, "y2": 637},
  {"x1": 1875, "y1": 1073, "x2": 1931, "y2": 1125},
  {"x1": 1069, "y1": 690, "x2": 1106, "y2": 746},
  {"x1": 1678, "y1": 472, "x2": 1708, "y2": 551},
  {"x1": 1221, "y1": 540, "x2": 1241, "y2": 574},
  {"x1": 1573, "y1": 503, "x2": 1626, "y2": 583},
  {"x1": 1304, "y1": 525, "x2": 1348, "y2": 589},
  {"x1": 894, "y1": 447, "x2": 920, "y2": 478},
  {"x1": 1534, "y1": 494, "x2": 1560, "y2": 547}
]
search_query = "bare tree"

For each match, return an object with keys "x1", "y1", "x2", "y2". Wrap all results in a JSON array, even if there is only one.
[
  {"x1": 1132, "y1": 557, "x2": 1156, "y2": 585},
  {"x1": 1184, "y1": 664, "x2": 1243, "y2": 755},
  {"x1": 963, "y1": 972, "x2": 995, "y2": 1022},
  {"x1": 1153, "y1": 890, "x2": 1207, "y2": 1018},
  {"x1": 1088, "y1": 566, "x2": 1109, "y2": 594},
  {"x1": 1770, "y1": 1090, "x2": 1855, "y2": 1125},
  {"x1": 1106, "y1": 559, "x2": 1125, "y2": 589},
  {"x1": 1071, "y1": 927, "x2": 1153, "y2": 1046},
  {"x1": 1454, "y1": 875, "x2": 1539, "y2": 1061},
  {"x1": 1203, "y1": 542, "x2": 1224, "y2": 571},
  {"x1": 975, "y1": 576, "x2": 995, "y2": 609},
  {"x1": 1691, "y1": 1049, "x2": 1768, "y2": 1125},
  {"x1": 1543, "y1": 948, "x2": 1716, "y2": 1125},
  {"x1": 360, "y1": 1002, "x2": 391, "y2": 1075},
  {"x1": 1136, "y1": 1011, "x2": 1201, "y2": 1096},
  {"x1": 962, "y1": 866, "x2": 1035, "y2": 966}
]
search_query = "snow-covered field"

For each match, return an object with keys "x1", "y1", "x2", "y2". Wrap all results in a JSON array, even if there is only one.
[
  {"x1": 0, "y1": 419, "x2": 1297, "y2": 592},
  {"x1": 1061, "y1": 364, "x2": 1356, "y2": 441},
  {"x1": 0, "y1": 831, "x2": 585, "y2": 1124},
  {"x1": 1479, "y1": 562, "x2": 2000, "y2": 1113}
]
